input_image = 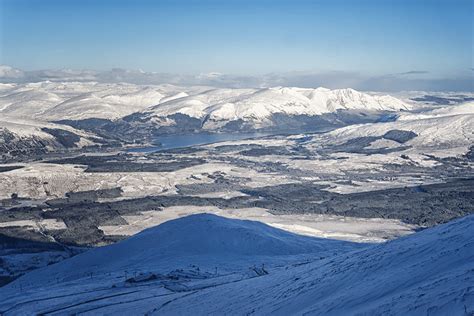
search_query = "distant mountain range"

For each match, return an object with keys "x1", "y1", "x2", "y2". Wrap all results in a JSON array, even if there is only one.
[
  {"x1": 137, "y1": 86, "x2": 410, "y2": 130},
  {"x1": 0, "y1": 82, "x2": 410, "y2": 121},
  {"x1": 1, "y1": 80, "x2": 472, "y2": 160},
  {"x1": 0, "y1": 82, "x2": 412, "y2": 145}
]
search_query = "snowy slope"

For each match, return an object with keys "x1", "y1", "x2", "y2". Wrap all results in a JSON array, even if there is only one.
[
  {"x1": 0, "y1": 116, "x2": 105, "y2": 160},
  {"x1": 159, "y1": 214, "x2": 474, "y2": 315},
  {"x1": 142, "y1": 87, "x2": 411, "y2": 125},
  {"x1": 0, "y1": 214, "x2": 360, "y2": 288},
  {"x1": 310, "y1": 102, "x2": 473, "y2": 155},
  {"x1": 37, "y1": 86, "x2": 166, "y2": 120},
  {"x1": 0, "y1": 214, "x2": 471, "y2": 315},
  {"x1": 0, "y1": 87, "x2": 63, "y2": 114},
  {"x1": 0, "y1": 82, "x2": 189, "y2": 120},
  {"x1": 0, "y1": 117, "x2": 98, "y2": 145},
  {"x1": 397, "y1": 101, "x2": 474, "y2": 120},
  {"x1": 0, "y1": 82, "x2": 411, "y2": 132}
]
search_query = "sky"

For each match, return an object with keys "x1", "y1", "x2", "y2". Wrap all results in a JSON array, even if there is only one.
[{"x1": 0, "y1": 0, "x2": 472, "y2": 90}]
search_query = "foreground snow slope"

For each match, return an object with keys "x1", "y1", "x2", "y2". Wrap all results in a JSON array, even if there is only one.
[
  {"x1": 1, "y1": 214, "x2": 472, "y2": 315},
  {"x1": 0, "y1": 214, "x2": 360, "y2": 291},
  {"x1": 162, "y1": 214, "x2": 474, "y2": 315}
]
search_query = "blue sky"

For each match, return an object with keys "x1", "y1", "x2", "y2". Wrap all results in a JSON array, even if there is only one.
[{"x1": 0, "y1": 0, "x2": 472, "y2": 90}]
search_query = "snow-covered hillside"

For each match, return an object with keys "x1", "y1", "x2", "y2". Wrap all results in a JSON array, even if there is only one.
[
  {"x1": 307, "y1": 102, "x2": 473, "y2": 157},
  {"x1": 0, "y1": 82, "x2": 193, "y2": 120},
  {"x1": 0, "y1": 214, "x2": 360, "y2": 286},
  {"x1": 140, "y1": 87, "x2": 411, "y2": 129},
  {"x1": 158, "y1": 214, "x2": 474, "y2": 315},
  {"x1": 398, "y1": 101, "x2": 474, "y2": 120},
  {"x1": 0, "y1": 81, "x2": 415, "y2": 142},
  {"x1": 0, "y1": 82, "x2": 410, "y2": 127},
  {"x1": 0, "y1": 117, "x2": 106, "y2": 161},
  {"x1": 0, "y1": 214, "x2": 472, "y2": 315}
]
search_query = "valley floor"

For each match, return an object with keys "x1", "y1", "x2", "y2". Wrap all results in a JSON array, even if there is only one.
[{"x1": 1, "y1": 124, "x2": 472, "y2": 284}]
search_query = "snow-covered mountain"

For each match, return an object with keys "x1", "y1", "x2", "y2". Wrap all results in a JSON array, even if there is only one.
[
  {"x1": 156, "y1": 214, "x2": 474, "y2": 315},
  {"x1": 397, "y1": 101, "x2": 474, "y2": 121},
  {"x1": 0, "y1": 82, "x2": 194, "y2": 121},
  {"x1": 309, "y1": 102, "x2": 474, "y2": 156},
  {"x1": 0, "y1": 214, "x2": 472, "y2": 315},
  {"x1": 6, "y1": 80, "x2": 470, "y2": 158},
  {"x1": 0, "y1": 214, "x2": 359, "y2": 285},
  {"x1": 138, "y1": 86, "x2": 411, "y2": 130},
  {"x1": 0, "y1": 82, "x2": 411, "y2": 131},
  {"x1": 0, "y1": 116, "x2": 108, "y2": 161}
]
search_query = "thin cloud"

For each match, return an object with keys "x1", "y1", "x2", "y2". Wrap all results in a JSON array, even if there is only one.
[
  {"x1": 0, "y1": 65, "x2": 472, "y2": 92},
  {"x1": 396, "y1": 70, "x2": 429, "y2": 76}
]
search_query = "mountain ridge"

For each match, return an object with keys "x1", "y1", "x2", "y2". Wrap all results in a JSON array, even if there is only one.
[{"x1": 139, "y1": 86, "x2": 411, "y2": 127}]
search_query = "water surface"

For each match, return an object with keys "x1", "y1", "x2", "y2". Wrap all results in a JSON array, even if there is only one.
[{"x1": 127, "y1": 132, "x2": 270, "y2": 153}]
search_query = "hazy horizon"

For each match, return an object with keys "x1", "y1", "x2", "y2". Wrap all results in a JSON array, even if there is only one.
[{"x1": 1, "y1": 0, "x2": 472, "y2": 91}]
